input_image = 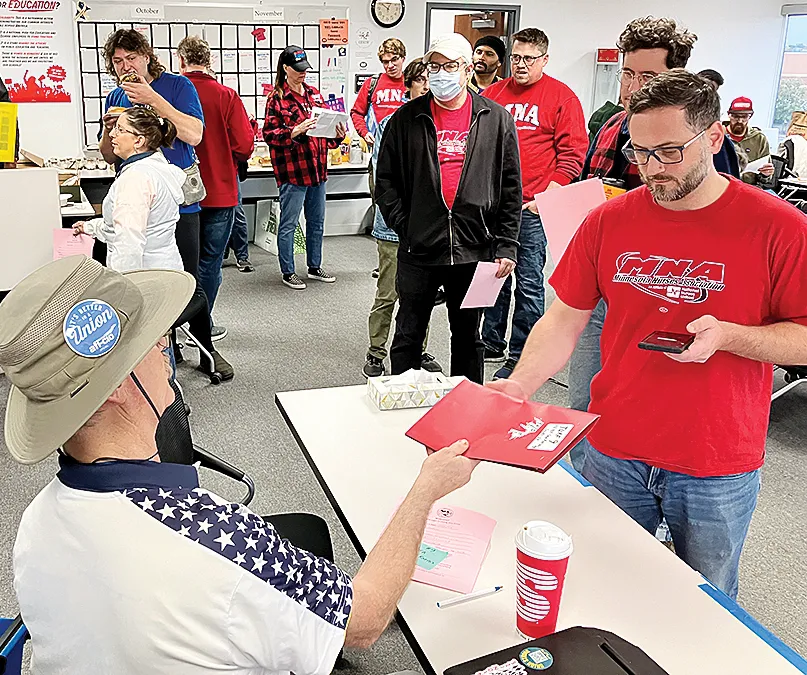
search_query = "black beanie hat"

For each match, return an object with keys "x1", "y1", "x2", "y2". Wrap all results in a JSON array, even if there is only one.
[{"x1": 473, "y1": 35, "x2": 506, "y2": 63}]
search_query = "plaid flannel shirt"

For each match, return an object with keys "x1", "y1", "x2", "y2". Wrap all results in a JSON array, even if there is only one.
[{"x1": 262, "y1": 82, "x2": 341, "y2": 186}]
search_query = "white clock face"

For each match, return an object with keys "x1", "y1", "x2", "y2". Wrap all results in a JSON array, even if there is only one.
[{"x1": 375, "y1": 0, "x2": 403, "y2": 25}]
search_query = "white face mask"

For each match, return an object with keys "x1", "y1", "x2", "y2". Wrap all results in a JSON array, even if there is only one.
[{"x1": 429, "y1": 69, "x2": 465, "y2": 102}]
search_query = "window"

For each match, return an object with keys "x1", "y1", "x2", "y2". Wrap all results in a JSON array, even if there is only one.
[{"x1": 774, "y1": 14, "x2": 807, "y2": 137}]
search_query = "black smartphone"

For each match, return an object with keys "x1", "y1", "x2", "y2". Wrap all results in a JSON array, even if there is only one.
[{"x1": 638, "y1": 331, "x2": 695, "y2": 354}]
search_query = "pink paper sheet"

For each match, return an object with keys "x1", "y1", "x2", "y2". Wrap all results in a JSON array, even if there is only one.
[
  {"x1": 534, "y1": 178, "x2": 606, "y2": 264},
  {"x1": 411, "y1": 503, "x2": 497, "y2": 594},
  {"x1": 53, "y1": 229, "x2": 94, "y2": 260},
  {"x1": 461, "y1": 262, "x2": 506, "y2": 309}
]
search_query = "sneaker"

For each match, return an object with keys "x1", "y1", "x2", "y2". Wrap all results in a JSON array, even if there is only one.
[
  {"x1": 493, "y1": 357, "x2": 518, "y2": 380},
  {"x1": 308, "y1": 267, "x2": 336, "y2": 283},
  {"x1": 236, "y1": 258, "x2": 254, "y2": 273},
  {"x1": 434, "y1": 288, "x2": 446, "y2": 306},
  {"x1": 283, "y1": 273, "x2": 306, "y2": 290},
  {"x1": 363, "y1": 354, "x2": 385, "y2": 378},
  {"x1": 371, "y1": 268, "x2": 379, "y2": 278},
  {"x1": 420, "y1": 352, "x2": 443, "y2": 373},
  {"x1": 198, "y1": 350, "x2": 234, "y2": 381},
  {"x1": 211, "y1": 325, "x2": 227, "y2": 341},
  {"x1": 484, "y1": 346, "x2": 506, "y2": 363}
]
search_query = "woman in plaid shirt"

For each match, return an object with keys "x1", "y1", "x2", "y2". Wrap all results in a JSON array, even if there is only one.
[{"x1": 263, "y1": 46, "x2": 347, "y2": 290}]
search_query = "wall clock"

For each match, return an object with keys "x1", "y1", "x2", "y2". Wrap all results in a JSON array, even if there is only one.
[{"x1": 371, "y1": 0, "x2": 405, "y2": 29}]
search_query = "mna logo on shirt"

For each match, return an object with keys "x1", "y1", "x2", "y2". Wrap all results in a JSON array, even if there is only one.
[
  {"x1": 503, "y1": 103, "x2": 541, "y2": 129},
  {"x1": 613, "y1": 252, "x2": 726, "y2": 304},
  {"x1": 375, "y1": 89, "x2": 405, "y2": 104},
  {"x1": 436, "y1": 130, "x2": 469, "y2": 156}
]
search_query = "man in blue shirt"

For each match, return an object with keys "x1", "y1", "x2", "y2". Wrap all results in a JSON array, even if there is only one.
[{"x1": 97, "y1": 30, "x2": 223, "y2": 341}]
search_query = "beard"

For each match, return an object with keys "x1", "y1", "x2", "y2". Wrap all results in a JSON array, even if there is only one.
[
  {"x1": 473, "y1": 60, "x2": 496, "y2": 74},
  {"x1": 728, "y1": 121, "x2": 747, "y2": 137},
  {"x1": 641, "y1": 152, "x2": 710, "y2": 203}
]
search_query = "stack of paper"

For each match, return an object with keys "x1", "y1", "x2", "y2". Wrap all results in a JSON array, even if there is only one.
[
  {"x1": 406, "y1": 379, "x2": 599, "y2": 473},
  {"x1": 411, "y1": 503, "x2": 496, "y2": 594},
  {"x1": 307, "y1": 107, "x2": 349, "y2": 138}
]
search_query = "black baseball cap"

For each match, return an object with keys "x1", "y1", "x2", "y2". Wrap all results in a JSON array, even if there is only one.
[{"x1": 280, "y1": 45, "x2": 312, "y2": 72}]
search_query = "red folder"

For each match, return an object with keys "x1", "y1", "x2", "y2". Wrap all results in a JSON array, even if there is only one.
[{"x1": 406, "y1": 379, "x2": 600, "y2": 473}]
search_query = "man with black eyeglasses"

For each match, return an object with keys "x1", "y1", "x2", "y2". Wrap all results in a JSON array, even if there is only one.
[
  {"x1": 375, "y1": 33, "x2": 521, "y2": 384},
  {"x1": 568, "y1": 16, "x2": 741, "y2": 472},
  {"x1": 489, "y1": 69, "x2": 807, "y2": 600},
  {"x1": 480, "y1": 28, "x2": 589, "y2": 381}
]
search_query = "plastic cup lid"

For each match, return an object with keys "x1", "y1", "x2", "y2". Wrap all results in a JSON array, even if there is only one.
[{"x1": 517, "y1": 520, "x2": 573, "y2": 560}]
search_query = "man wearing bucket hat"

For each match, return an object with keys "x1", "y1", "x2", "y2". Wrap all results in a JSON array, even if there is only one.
[{"x1": 2, "y1": 256, "x2": 478, "y2": 674}]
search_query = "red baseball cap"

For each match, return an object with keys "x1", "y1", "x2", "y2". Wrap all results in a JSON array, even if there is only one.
[{"x1": 729, "y1": 97, "x2": 754, "y2": 113}]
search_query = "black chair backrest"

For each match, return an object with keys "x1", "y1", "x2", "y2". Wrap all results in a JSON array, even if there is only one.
[{"x1": 155, "y1": 380, "x2": 195, "y2": 465}]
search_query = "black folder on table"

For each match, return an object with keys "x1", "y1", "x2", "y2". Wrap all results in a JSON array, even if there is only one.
[{"x1": 444, "y1": 626, "x2": 670, "y2": 675}]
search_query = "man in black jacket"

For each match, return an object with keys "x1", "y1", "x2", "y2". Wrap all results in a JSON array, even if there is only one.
[{"x1": 376, "y1": 33, "x2": 522, "y2": 384}]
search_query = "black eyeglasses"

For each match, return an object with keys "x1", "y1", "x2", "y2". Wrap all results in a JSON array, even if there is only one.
[
  {"x1": 380, "y1": 56, "x2": 403, "y2": 66},
  {"x1": 622, "y1": 129, "x2": 708, "y2": 166},
  {"x1": 426, "y1": 60, "x2": 462, "y2": 74},
  {"x1": 510, "y1": 53, "x2": 545, "y2": 66}
]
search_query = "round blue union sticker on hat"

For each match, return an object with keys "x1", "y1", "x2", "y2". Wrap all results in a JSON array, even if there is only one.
[
  {"x1": 63, "y1": 299, "x2": 121, "y2": 358},
  {"x1": 519, "y1": 647, "x2": 554, "y2": 670}
]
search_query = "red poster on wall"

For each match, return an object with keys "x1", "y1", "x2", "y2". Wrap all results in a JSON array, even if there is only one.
[{"x1": 1, "y1": 0, "x2": 74, "y2": 102}]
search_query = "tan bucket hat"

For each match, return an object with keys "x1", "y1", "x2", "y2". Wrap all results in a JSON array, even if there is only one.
[{"x1": 0, "y1": 255, "x2": 195, "y2": 464}]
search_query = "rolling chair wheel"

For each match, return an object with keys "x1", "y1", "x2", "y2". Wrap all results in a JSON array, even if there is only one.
[
  {"x1": 210, "y1": 372, "x2": 223, "y2": 385},
  {"x1": 784, "y1": 372, "x2": 796, "y2": 384}
]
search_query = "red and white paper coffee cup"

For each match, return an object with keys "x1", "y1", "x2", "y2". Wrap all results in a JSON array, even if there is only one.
[{"x1": 515, "y1": 520, "x2": 573, "y2": 639}]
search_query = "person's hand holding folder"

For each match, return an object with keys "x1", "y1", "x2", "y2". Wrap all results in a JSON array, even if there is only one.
[{"x1": 412, "y1": 439, "x2": 479, "y2": 501}]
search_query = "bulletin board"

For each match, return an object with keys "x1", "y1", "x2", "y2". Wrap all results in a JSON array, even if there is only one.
[{"x1": 76, "y1": 14, "x2": 350, "y2": 147}]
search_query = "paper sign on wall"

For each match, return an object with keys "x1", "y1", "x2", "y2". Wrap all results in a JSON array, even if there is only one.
[
  {"x1": 130, "y1": 5, "x2": 164, "y2": 20},
  {"x1": 1, "y1": 0, "x2": 74, "y2": 102},
  {"x1": 351, "y1": 24, "x2": 375, "y2": 72},
  {"x1": 254, "y1": 7, "x2": 284, "y2": 22},
  {"x1": 320, "y1": 18, "x2": 349, "y2": 45}
]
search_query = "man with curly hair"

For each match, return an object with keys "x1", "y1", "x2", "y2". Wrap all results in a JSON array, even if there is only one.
[
  {"x1": 569, "y1": 17, "x2": 741, "y2": 471},
  {"x1": 350, "y1": 38, "x2": 408, "y2": 148}
]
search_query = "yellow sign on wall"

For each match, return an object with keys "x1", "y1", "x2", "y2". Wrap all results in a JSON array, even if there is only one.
[{"x1": 0, "y1": 102, "x2": 18, "y2": 163}]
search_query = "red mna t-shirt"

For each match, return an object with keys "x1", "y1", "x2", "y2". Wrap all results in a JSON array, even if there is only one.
[
  {"x1": 431, "y1": 96, "x2": 472, "y2": 210},
  {"x1": 550, "y1": 178, "x2": 807, "y2": 477}
]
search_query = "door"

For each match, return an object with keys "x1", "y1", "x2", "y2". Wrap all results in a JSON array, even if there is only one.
[{"x1": 452, "y1": 11, "x2": 507, "y2": 76}]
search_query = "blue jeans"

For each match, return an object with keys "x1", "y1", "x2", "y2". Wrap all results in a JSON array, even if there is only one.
[
  {"x1": 228, "y1": 181, "x2": 250, "y2": 262},
  {"x1": 482, "y1": 209, "x2": 547, "y2": 360},
  {"x1": 567, "y1": 299, "x2": 607, "y2": 472},
  {"x1": 582, "y1": 446, "x2": 761, "y2": 600},
  {"x1": 199, "y1": 206, "x2": 236, "y2": 313},
  {"x1": 278, "y1": 181, "x2": 326, "y2": 276}
]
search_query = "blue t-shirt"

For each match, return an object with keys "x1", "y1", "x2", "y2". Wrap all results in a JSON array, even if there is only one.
[{"x1": 104, "y1": 72, "x2": 205, "y2": 214}]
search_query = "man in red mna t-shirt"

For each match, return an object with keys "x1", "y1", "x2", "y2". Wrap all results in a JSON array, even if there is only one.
[
  {"x1": 490, "y1": 70, "x2": 807, "y2": 601},
  {"x1": 349, "y1": 38, "x2": 408, "y2": 147},
  {"x1": 481, "y1": 28, "x2": 588, "y2": 380}
]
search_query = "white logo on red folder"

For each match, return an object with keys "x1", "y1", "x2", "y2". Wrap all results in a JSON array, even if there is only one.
[{"x1": 507, "y1": 416, "x2": 544, "y2": 440}]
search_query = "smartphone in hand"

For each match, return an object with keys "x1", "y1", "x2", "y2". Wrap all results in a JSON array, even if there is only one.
[{"x1": 638, "y1": 331, "x2": 695, "y2": 354}]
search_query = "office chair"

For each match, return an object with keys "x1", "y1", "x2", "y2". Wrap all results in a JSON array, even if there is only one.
[
  {"x1": 172, "y1": 286, "x2": 224, "y2": 385},
  {"x1": 156, "y1": 379, "x2": 255, "y2": 505},
  {"x1": 0, "y1": 615, "x2": 27, "y2": 675}
]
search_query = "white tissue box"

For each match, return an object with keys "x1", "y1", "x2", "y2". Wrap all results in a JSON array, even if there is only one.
[{"x1": 367, "y1": 371, "x2": 455, "y2": 411}]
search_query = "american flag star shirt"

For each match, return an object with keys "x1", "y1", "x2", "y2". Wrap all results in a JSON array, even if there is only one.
[{"x1": 13, "y1": 455, "x2": 352, "y2": 675}]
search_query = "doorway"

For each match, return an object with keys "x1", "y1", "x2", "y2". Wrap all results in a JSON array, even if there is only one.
[{"x1": 425, "y1": 3, "x2": 521, "y2": 77}]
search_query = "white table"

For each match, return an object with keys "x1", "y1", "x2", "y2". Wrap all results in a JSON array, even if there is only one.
[{"x1": 276, "y1": 385, "x2": 807, "y2": 675}]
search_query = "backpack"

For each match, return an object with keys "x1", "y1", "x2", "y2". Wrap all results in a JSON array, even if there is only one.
[{"x1": 366, "y1": 74, "x2": 381, "y2": 109}]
